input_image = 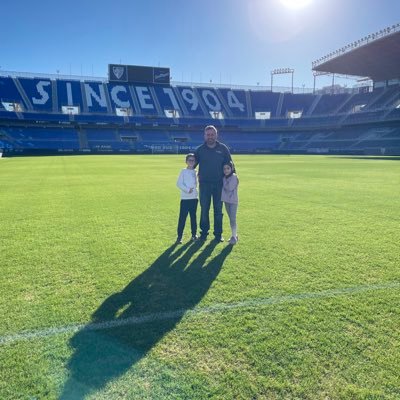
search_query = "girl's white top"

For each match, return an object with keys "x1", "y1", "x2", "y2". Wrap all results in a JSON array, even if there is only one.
[
  {"x1": 221, "y1": 174, "x2": 239, "y2": 204},
  {"x1": 176, "y1": 169, "x2": 198, "y2": 199}
]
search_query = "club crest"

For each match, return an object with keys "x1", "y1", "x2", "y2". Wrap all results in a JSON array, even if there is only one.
[{"x1": 113, "y1": 66, "x2": 125, "y2": 80}]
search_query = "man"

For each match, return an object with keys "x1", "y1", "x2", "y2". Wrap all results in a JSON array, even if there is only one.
[{"x1": 194, "y1": 125, "x2": 233, "y2": 242}]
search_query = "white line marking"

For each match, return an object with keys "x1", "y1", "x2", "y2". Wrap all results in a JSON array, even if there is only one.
[{"x1": 1, "y1": 282, "x2": 399, "y2": 345}]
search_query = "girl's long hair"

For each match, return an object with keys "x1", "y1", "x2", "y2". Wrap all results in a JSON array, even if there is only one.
[{"x1": 223, "y1": 161, "x2": 236, "y2": 179}]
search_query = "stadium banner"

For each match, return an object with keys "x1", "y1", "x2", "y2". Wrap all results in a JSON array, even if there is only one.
[
  {"x1": 109, "y1": 64, "x2": 170, "y2": 85},
  {"x1": 127, "y1": 65, "x2": 153, "y2": 83}
]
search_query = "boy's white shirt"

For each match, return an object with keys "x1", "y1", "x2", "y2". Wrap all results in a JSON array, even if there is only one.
[{"x1": 177, "y1": 168, "x2": 198, "y2": 199}]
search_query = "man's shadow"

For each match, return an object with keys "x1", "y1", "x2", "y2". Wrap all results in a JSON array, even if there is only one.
[{"x1": 60, "y1": 240, "x2": 233, "y2": 399}]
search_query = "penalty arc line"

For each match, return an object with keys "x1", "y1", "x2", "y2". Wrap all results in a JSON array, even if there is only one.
[{"x1": 1, "y1": 281, "x2": 399, "y2": 346}]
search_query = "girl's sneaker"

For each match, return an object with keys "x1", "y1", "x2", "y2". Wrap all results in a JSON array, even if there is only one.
[{"x1": 229, "y1": 236, "x2": 237, "y2": 245}]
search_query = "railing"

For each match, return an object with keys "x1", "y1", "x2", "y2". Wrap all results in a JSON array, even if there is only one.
[
  {"x1": 0, "y1": 70, "x2": 107, "y2": 82},
  {"x1": 313, "y1": 22, "x2": 400, "y2": 68},
  {"x1": 171, "y1": 80, "x2": 317, "y2": 94},
  {"x1": 0, "y1": 70, "x2": 370, "y2": 94}
]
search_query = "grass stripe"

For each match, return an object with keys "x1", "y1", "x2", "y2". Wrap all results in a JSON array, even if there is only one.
[{"x1": 1, "y1": 281, "x2": 399, "y2": 346}]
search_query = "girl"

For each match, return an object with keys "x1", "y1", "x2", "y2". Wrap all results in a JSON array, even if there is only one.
[{"x1": 221, "y1": 161, "x2": 239, "y2": 245}]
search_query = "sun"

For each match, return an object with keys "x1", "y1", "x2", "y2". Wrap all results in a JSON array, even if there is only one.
[{"x1": 280, "y1": 0, "x2": 313, "y2": 9}]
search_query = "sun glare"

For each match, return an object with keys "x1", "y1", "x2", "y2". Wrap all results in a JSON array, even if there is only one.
[{"x1": 280, "y1": 0, "x2": 313, "y2": 9}]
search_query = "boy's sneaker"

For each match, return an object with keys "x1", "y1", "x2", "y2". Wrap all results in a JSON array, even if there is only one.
[
  {"x1": 191, "y1": 235, "x2": 199, "y2": 241},
  {"x1": 176, "y1": 237, "x2": 183, "y2": 244},
  {"x1": 214, "y1": 236, "x2": 224, "y2": 243},
  {"x1": 228, "y1": 236, "x2": 237, "y2": 245}
]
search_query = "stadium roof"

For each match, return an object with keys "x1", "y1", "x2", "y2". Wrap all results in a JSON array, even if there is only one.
[{"x1": 312, "y1": 25, "x2": 400, "y2": 82}]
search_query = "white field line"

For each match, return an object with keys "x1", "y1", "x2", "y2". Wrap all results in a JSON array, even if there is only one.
[{"x1": 1, "y1": 282, "x2": 399, "y2": 346}]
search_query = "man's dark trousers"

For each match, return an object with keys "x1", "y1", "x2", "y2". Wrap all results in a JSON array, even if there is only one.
[
  {"x1": 177, "y1": 199, "x2": 198, "y2": 238},
  {"x1": 199, "y1": 181, "x2": 223, "y2": 238}
]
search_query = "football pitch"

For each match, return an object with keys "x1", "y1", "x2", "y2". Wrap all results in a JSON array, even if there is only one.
[{"x1": 1, "y1": 154, "x2": 399, "y2": 399}]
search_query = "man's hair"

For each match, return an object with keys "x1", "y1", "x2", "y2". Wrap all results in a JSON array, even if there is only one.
[
  {"x1": 185, "y1": 153, "x2": 196, "y2": 162},
  {"x1": 204, "y1": 125, "x2": 218, "y2": 134}
]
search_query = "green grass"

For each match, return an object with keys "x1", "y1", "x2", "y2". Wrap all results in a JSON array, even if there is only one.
[{"x1": 0, "y1": 154, "x2": 400, "y2": 399}]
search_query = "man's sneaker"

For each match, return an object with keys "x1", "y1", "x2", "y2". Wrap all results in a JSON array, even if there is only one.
[
  {"x1": 191, "y1": 235, "x2": 199, "y2": 241},
  {"x1": 176, "y1": 237, "x2": 183, "y2": 244},
  {"x1": 214, "y1": 236, "x2": 224, "y2": 243},
  {"x1": 229, "y1": 236, "x2": 237, "y2": 245}
]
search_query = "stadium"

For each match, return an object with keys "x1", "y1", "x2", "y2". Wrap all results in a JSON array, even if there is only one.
[
  {"x1": 1, "y1": 25, "x2": 399, "y2": 156},
  {"x1": 1, "y1": 10, "x2": 400, "y2": 400}
]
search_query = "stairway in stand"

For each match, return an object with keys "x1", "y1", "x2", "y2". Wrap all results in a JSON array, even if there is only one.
[{"x1": 78, "y1": 129, "x2": 88, "y2": 150}]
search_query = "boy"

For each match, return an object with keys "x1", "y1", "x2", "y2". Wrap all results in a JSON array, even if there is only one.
[{"x1": 176, "y1": 153, "x2": 198, "y2": 243}]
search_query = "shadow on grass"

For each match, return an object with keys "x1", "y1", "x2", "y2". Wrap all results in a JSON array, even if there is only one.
[{"x1": 60, "y1": 240, "x2": 233, "y2": 399}]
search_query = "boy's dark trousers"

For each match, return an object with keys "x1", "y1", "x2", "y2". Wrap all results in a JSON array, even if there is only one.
[{"x1": 177, "y1": 199, "x2": 198, "y2": 238}]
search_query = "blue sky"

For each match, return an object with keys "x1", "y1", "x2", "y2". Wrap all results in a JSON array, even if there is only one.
[{"x1": 0, "y1": 0, "x2": 398, "y2": 89}]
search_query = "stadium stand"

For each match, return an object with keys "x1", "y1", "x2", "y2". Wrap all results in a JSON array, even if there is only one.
[{"x1": 1, "y1": 27, "x2": 399, "y2": 156}]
